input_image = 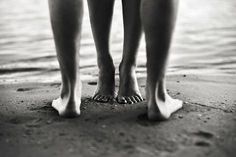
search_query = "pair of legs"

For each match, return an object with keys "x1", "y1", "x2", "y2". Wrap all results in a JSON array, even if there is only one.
[
  {"x1": 48, "y1": 0, "x2": 182, "y2": 120},
  {"x1": 87, "y1": 0, "x2": 143, "y2": 104}
]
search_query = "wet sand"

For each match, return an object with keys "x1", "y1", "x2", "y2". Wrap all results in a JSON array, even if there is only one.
[{"x1": 0, "y1": 74, "x2": 235, "y2": 157}]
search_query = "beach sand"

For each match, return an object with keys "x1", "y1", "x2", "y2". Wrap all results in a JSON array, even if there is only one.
[{"x1": 0, "y1": 74, "x2": 235, "y2": 157}]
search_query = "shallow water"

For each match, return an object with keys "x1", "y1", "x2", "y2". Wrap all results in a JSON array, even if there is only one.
[{"x1": 0, "y1": 0, "x2": 236, "y2": 84}]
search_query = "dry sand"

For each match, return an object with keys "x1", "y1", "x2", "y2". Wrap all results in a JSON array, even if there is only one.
[{"x1": 0, "y1": 74, "x2": 235, "y2": 157}]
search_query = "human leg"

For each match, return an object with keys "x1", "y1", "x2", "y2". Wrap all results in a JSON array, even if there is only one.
[
  {"x1": 87, "y1": 0, "x2": 116, "y2": 103},
  {"x1": 48, "y1": 0, "x2": 83, "y2": 117},
  {"x1": 117, "y1": 0, "x2": 143, "y2": 104},
  {"x1": 141, "y1": 0, "x2": 182, "y2": 120}
]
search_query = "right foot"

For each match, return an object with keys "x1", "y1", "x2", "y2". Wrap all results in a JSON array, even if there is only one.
[
  {"x1": 93, "y1": 66, "x2": 115, "y2": 103},
  {"x1": 117, "y1": 64, "x2": 143, "y2": 104},
  {"x1": 147, "y1": 81, "x2": 183, "y2": 120},
  {"x1": 148, "y1": 94, "x2": 183, "y2": 120}
]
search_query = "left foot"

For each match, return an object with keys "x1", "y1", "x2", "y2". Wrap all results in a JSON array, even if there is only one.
[
  {"x1": 52, "y1": 81, "x2": 82, "y2": 118},
  {"x1": 117, "y1": 64, "x2": 143, "y2": 104}
]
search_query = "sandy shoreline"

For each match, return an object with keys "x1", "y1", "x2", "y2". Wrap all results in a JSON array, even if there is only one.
[{"x1": 0, "y1": 74, "x2": 235, "y2": 157}]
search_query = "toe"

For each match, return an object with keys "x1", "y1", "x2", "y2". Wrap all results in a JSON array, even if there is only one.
[
  {"x1": 97, "y1": 95, "x2": 105, "y2": 102},
  {"x1": 126, "y1": 97, "x2": 133, "y2": 104},
  {"x1": 137, "y1": 95, "x2": 144, "y2": 101},
  {"x1": 117, "y1": 96, "x2": 127, "y2": 104},
  {"x1": 100, "y1": 96, "x2": 109, "y2": 103},
  {"x1": 93, "y1": 94, "x2": 100, "y2": 100},
  {"x1": 134, "y1": 95, "x2": 141, "y2": 102},
  {"x1": 93, "y1": 94, "x2": 114, "y2": 103},
  {"x1": 134, "y1": 95, "x2": 142, "y2": 102},
  {"x1": 94, "y1": 94, "x2": 102, "y2": 101},
  {"x1": 130, "y1": 96, "x2": 138, "y2": 103}
]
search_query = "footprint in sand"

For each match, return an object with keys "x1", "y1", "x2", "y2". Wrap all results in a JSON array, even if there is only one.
[
  {"x1": 16, "y1": 87, "x2": 34, "y2": 92},
  {"x1": 25, "y1": 118, "x2": 43, "y2": 128},
  {"x1": 194, "y1": 141, "x2": 211, "y2": 147},
  {"x1": 87, "y1": 81, "x2": 97, "y2": 86},
  {"x1": 30, "y1": 102, "x2": 55, "y2": 112},
  {"x1": 50, "y1": 83, "x2": 61, "y2": 88},
  {"x1": 192, "y1": 130, "x2": 214, "y2": 139},
  {"x1": 8, "y1": 116, "x2": 36, "y2": 125},
  {"x1": 191, "y1": 130, "x2": 214, "y2": 147}
]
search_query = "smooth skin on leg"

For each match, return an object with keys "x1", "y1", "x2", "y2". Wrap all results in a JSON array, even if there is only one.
[
  {"x1": 48, "y1": 0, "x2": 83, "y2": 117},
  {"x1": 87, "y1": 0, "x2": 116, "y2": 103},
  {"x1": 117, "y1": 0, "x2": 143, "y2": 104},
  {"x1": 87, "y1": 0, "x2": 143, "y2": 104},
  {"x1": 141, "y1": 0, "x2": 183, "y2": 120}
]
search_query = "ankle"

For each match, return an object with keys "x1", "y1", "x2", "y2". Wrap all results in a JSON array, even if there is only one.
[
  {"x1": 98, "y1": 62, "x2": 115, "y2": 73},
  {"x1": 146, "y1": 80, "x2": 166, "y2": 101},
  {"x1": 119, "y1": 61, "x2": 136, "y2": 74},
  {"x1": 98, "y1": 55, "x2": 115, "y2": 70},
  {"x1": 99, "y1": 65, "x2": 115, "y2": 76}
]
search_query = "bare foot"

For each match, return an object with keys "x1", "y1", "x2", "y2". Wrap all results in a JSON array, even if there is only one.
[
  {"x1": 147, "y1": 83, "x2": 183, "y2": 120},
  {"x1": 117, "y1": 64, "x2": 143, "y2": 104},
  {"x1": 93, "y1": 66, "x2": 115, "y2": 103},
  {"x1": 52, "y1": 83, "x2": 81, "y2": 118}
]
